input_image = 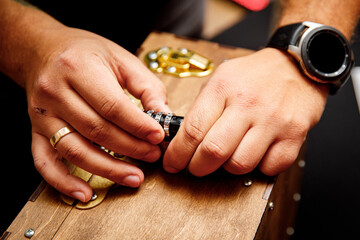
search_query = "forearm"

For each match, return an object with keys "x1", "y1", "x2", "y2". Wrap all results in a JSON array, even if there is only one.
[
  {"x1": 0, "y1": 0, "x2": 65, "y2": 87},
  {"x1": 278, "y1": 0, "x2": 360, "y2": 39}
]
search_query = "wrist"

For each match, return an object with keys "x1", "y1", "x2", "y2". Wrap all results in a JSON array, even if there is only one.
[
  {"x1": 277, "y1": 0, "x2": 360, "y2": 40},
  {"x1": 0, "y1": 0, "x2": 66, "y2": 87},
  {"x1": 260, "y1": 47, "x2": 330, "y2": 96}
]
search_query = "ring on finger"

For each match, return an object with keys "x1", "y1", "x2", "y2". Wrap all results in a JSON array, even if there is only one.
[{"x1": 50, "y1": 126, "x2": 76, "y2": 149}]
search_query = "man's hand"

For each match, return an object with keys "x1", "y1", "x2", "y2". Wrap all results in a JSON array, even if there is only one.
[
  {"x1": 0, "y1": 0, "x2": 172, "y2": 201},
  {"x1": 163, "y1": 48, "x2": 328, "y2": 176},
  {"x1": 25, "y1": 27, "x2": 170, "y2": 202}
]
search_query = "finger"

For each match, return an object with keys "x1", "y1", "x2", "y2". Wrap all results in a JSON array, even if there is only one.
[
  {"x1": 68, "y1": 60, "x2": 165, "y2": 144},
  {"x1": 39, "y1": 118, "x2": 145, "y2": 188},
  {"x1": 32, "y1": 132, "x2": 93, "y2": 202},
  {"x1": 55, "y1": 131, "x2": 145, "y2": 187},
  {"x1": 259, "y1": 139, "x2": 303, "y2": 176},
  {"x1": 119, "y1": 56, "x2": 171, "y2": 112},
  {"x1": 58, "y1": 88, "x2": 161, "y2": 162},
  {"x1": 223, "y1": 126, "x2": 274, "y2": 175},
  {"x1": 187, "y1": 107, "x2": 250, "y2": 176},
  {"x1": 163, "y1": 86, "x2": 226, "y2": 173}
]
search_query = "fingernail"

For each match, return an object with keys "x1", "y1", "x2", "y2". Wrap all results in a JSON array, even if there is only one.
[
  {"x1": 123, "y1": 175, "x2": 141, "y2": 188},
  {"x1": 164, "y1": 165, "x2": 180, "y2": 174},
  {"x1": 71, "y1": 191, "x2": 86, "y2": 202},
  {"x1": 146, "y1": 131, "x2": 163, "y2": 144}
]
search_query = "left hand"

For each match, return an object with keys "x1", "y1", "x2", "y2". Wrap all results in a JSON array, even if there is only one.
[
  {"x1": 25, "y1": 27, "x2": 169, "y2": 202},
  {"x1": 163, "y1": 48, "x2": 328, "y2": 176}
]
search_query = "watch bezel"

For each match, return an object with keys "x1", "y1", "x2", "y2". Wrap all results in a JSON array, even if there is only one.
[{"x1": 300, "y1": 25, "x2": 353, "y2": 84}]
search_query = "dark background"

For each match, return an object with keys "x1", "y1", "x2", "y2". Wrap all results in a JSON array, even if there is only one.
[{"x1": 1, "y1": 3, "x2": 360, "y2": 239}]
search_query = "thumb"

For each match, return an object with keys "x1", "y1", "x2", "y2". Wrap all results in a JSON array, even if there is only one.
[
  {"x1": 120, "y1": 55, "x2": 171, "y2": 113},
  {"x1": 140, "y1": 85, "x2": 172, "y2": 113}
]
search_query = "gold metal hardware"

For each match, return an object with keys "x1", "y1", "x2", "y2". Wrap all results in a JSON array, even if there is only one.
[
  {"x1": 145, "y1": 47, "x2": 214, "y2": 77},
  {"x1": 60, "y1": 160, "x2": 116, "y2": 209}
]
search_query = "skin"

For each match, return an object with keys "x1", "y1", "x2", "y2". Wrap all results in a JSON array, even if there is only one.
[
  {"x1": 163, "y1": 0, "x2": 360, "y2": 176},
  {"x1": 1, "y1": 0, "x2": 360, "y2": 201}
]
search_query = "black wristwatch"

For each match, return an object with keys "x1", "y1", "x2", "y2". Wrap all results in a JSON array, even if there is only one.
[{"x1": 267, "y1": 21, "x2": 354, "y2": 94}]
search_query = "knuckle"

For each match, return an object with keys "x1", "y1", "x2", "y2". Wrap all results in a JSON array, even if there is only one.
[
  {"x1": 131, "y1": 123, "x2": 150, "y2": 138},
  {"x1": 88, "y1": 123, "x2": 109, "y2": 143},
  {"x1": 63, "y1": 144, "x2": 85, "y2": 165},
  {"x1": 126, "y1": 144, "x2": 146, "y2": 159},
  {"x1": 267, "y1": 109, "x2": 309, "y2": 141},
  {"x1": 227, "y1": 158, "x2": 255, "y2": 174},
  {"x1": 56, "y1": 48, "x2": 82, "y2": 72},
  {"x1": 282, "y1": 117, "x2": 309, "y2": 140},
  {"x1": 276, "y1": 152, "x2": 296, "y2": 169},
  {"x1": 262, "y1": 149, "x2": 298, "y2": 176},
  {"x1": 201, "y1": 139, "x2": 228, "y2": 161},
  {"x1": 35, "y1": 76, "x2": 58, "y2": 98},
  {"x1": 211, "y1": 79, "x2": 231, "y2": 97},
  {"x1": 99, "y1": 97, "x2": 120, "y2": 120},
  {"x1": 100, "y1": 167, "x2": 116, "y2": 181},
  {"x1": 290, "y1": 121, "x2": 308, "y2": 139},
  {"x1": 266, "y1": 107, "x2": 282, "y2": 124},
  {"x1": 183, "y1": 119, "x2": 205, "y2": 146}
]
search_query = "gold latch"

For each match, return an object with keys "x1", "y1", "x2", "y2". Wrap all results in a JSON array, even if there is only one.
[
  {"x1": 145, "y1": 47, "x2": 214, "y2": 77},
  {"x1": 60, "y1": 159, "x2": 116, "y2": 209}
]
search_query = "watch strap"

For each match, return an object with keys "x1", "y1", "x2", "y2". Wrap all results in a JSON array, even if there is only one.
[{"x1": 267, "y1": 23, "x2": 307, "y2": 50}]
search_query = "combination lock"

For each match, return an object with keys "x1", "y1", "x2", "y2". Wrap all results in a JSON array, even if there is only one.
[
  {"x1": 145, "y1": 110, "x2": 184, "y2": 141},
  {"x1": 97, "y1": 111, "x2": 183, "y2": 160}
]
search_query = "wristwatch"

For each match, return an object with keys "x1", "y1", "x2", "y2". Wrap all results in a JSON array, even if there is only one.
[{"x1": 267, "y1": 21, "x2": 354, "y2": 94}]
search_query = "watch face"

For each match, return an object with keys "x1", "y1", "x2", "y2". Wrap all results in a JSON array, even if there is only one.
[{"x1": 302, "y1": 27, "x2": 352, "y2": 82}]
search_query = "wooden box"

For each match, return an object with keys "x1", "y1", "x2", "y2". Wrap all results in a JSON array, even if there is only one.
[{"x1": 1, "y1": 32, "x2": 304, "y2": 240}]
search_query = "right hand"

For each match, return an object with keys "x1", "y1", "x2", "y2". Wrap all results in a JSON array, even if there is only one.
[
  {"x1": 26, "y1": 26, "x2": 169, "y2": 202},
  {"x1": 163, "y1": 48, "x2": 327, "y2": 177}
]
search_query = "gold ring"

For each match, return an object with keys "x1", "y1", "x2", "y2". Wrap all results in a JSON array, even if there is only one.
[{"x1": 50, "y1": 126, "x2": 76, "y2": 148}]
